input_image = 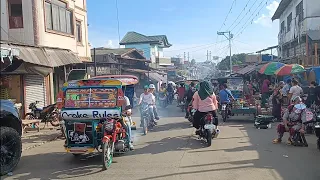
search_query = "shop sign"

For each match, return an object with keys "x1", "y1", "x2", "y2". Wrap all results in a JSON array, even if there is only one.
[{"x1": 61, "y1": 109, "x2": 121, "y2": 119}]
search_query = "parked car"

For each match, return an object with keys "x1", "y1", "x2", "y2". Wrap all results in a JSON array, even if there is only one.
[{"x1": 0, "y1": 100, "x2": 22, "y2": 176}]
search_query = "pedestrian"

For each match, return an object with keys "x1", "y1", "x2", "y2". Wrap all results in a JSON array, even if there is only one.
[
  {"x1": 281, "y1": 79, "x2": 291, "y2": 105},
  {"x1": 272, "y1": 81, "x2": 284, "y2": 121},
  {"x1": 288, "y1": 79, "x2": 303, "y2": 102},
  {"x1": 305, "y1": 81, "x2": 317, "y2": 108},
  {"x1": 261, "y1": 78, "x2": 271, "y2": 108}
]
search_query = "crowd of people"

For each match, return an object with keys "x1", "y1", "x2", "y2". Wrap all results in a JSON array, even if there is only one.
[{"x1": 135, "y1": 77, "x2": 319, "y2": 146}]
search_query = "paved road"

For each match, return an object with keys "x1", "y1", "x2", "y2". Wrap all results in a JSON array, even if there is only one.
[{"x1": 4, "y1": 106, "x2": 320, "y2": 180}]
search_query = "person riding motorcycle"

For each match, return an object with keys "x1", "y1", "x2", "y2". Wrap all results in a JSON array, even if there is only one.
[
  {"x1": 219, "y1": 83, "x2": 235, "y2": 114},
  {"x1": 122, "y1": 95, "x2": 134, "y2": 150},
  {"x1": 138, "y1": 85, "x2": 160, "y2": 124},
  {"x1": 177, "y1": 83, "x2": 186, "y2": 106},
  {"x1": 185, "y1": 82, "x2": 196, "y2": 118},
  {"x1": 167, "y1": 83, "x2": 174, "y2": 104},
  {"x1": 159, "y1": 83, "x2": 167, "y2": 100},
  {"x1": 273, "y1": 96, "x2": 308, "y2": 145},
  {"x1": 192, "y1": 81, "x2": 219, "y2": 134}
]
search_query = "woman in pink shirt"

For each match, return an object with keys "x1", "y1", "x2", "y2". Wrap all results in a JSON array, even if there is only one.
[{"x1": 192, "y1": 81, "x2": 219, "y2": 133}]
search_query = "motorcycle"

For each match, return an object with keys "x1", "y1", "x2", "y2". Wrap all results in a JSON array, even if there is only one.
[
  {"x1": 187, "y1": 104, "x2": 196, "y2": 124},
  {"x1": 197, "y1": 113, "x2": 218, "y2": 147},
  {"x1": 314, "y1": 105, "x2": 320, "y2": 151},
  {"x1": 178, "y1": 98, "x2": 185, "y2": 112},
  {"x1": 140, "y1": 103, "x2": 156, "y2": 135},
  {"x1": 25, "y1": 101, "x2": 60, "y2": 128},
  {"x1": 100, "y1": 115, "x2": 130, "y2": 170},
  {"x1": 158, "y1": 92, "x2": 167, "y2": 108},
  {"x1": 221, "y1": 102, "x2": 231, "y2": 122},
  {"x1": 167, "y1": 92, "x2": 174, "y2": 105}
]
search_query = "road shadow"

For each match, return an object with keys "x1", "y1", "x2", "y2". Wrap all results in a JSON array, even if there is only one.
[
  {"x1": 135, "y1": 122, "x2": 320, "y2": 180},
  {"x1": 125, "y1": 135, "x2": 205, "y2": 156},
  {"x1": 4, "y1": 152, "x2": 104, "y2": 180},
  {"x1": 21, "y1": 131, "x2": 61, "y2": 145},
  {"x1": 149, "y1": 121, "x2": 192, "y2": 133}
]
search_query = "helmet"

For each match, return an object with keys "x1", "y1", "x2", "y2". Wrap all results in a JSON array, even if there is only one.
[
  {"x1": 144, "y1": 85, "x2": 149, "y2": 90},
  {"x1": 149, "y1": 84, "x2": 155, "y2": 89}
]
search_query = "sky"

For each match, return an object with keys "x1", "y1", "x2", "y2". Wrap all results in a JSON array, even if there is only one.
[{"x1": 87, "y1": 0, "x2": 280, "y2": 62}]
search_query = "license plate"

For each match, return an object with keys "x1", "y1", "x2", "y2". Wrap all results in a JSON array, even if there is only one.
[
  {"x1": 222, "y1": 105, "x2": 226, "y2": 110},
  {"x1": 204, "y1": 124, "x2": 215, "y2": 130}
]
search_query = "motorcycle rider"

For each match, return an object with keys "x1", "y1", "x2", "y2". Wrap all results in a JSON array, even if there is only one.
[
  {"x1": 167, "y1": 83, "x2": 174, "y2": 104},
  {"x1": 219, "y1": 83, "x2": 235, "y2": 114},
  {"x1": 192, "y1": 81, "x2": 219, "y2": 134},
  {"x1": 177, "y1": 84, "x2": 185, "y2": 106},
  {"x1": 138, "y1": 85, "x2": 160, "y2": 124},
  {"x1": 122, "y1": 95, "x2": 134, "y2": 150},
  {"x1": 159, "y1": 83, "x2": 167, "y2": 103},
  {"x1": 185, "y1": 82, "x2": 196, "y2": 118}
]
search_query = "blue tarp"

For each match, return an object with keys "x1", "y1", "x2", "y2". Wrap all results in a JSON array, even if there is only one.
[{"x1": 311, "y1": 66, "x2": 320, "y2": 84}]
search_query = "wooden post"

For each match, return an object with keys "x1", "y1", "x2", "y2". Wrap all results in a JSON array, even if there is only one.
[{"x1": 315, "y1": 43, "x2": 318, "y2": 66}]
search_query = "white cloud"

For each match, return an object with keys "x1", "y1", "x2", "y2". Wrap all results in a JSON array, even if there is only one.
[
  {"x1": 105, "y1": 40, "x2": 116, "y2": 48},
  {"x1": 254, "y1": 1, "x2": 279, "y2": 27}
]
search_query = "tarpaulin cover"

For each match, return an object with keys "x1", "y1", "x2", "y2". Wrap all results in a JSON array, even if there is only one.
[{"x1": 310, "y1": 66, "x2": 320, "y2": 84}]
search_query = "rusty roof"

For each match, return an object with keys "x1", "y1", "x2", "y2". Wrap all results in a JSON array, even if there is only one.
[{"x1": 1, "y1": 42, "x2": 83, "y2": 67}]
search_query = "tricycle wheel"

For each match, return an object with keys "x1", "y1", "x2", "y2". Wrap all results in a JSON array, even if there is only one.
[
  {"x1": 143, "y1": 118, "x2": 148, "y2": 135},
  {"x1": 102, "y1": 142, "x2": 113, "y2": 170},
  {"x1": 317, "y1": 139, "x2": 320, "y2": 151}
]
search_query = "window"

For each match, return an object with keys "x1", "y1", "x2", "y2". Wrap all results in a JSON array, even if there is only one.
[
  {"x1": 287, "y1": 13, "x2": 292, "y2": 32},
  {"x1": 45, "y1": 0, "x2": 73, "y2": 35},
  {"x1": 8, "y1": 0, "x2": 23, "y2": 29},
  {"x1": 296, "y1": 1, "x2": 304, "y2": 23},
  {"x1": 76, "y1": 20, "x2": 82, "y2": 43},
  {"x1": 280, "y1": 21, "x2": 285, "y2": 34}
]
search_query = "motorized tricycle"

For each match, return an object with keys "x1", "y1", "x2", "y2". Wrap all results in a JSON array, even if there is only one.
[{"x1": 57, "y1": 79, "x2": 132, "y2": 170}]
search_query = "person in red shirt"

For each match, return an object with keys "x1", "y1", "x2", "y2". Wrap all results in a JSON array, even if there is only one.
[{"x1": 177, "y1": 84, "x2": 186, "y2": 105}]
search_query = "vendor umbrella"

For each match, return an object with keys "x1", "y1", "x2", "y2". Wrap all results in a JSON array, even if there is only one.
[
  {"x1": 274, "y1": 64, "x2": 305, "y2": 76},
  {"x1": 259, "y1": 62, "x2": 285, "y2": 75}
]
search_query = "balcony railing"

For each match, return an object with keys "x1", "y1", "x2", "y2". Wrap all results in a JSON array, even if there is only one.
[{"x1": 280, "y1": 55, "x2": 320, "y2": 67}]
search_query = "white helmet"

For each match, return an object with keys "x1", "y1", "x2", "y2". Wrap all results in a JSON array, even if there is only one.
[{"x1": 149, "y1": 84, "x2": 155, "y2": 89}]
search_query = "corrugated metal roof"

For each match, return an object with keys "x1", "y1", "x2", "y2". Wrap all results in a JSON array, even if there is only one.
[
  {"x1": 120, "y1": 31, "x2": 172, "y2": 47},
  {"x1": 236, "y1": 65, "x2": 257, "y2": 75},
  {"x1": 1, "y1": 42, "x2": 83, "y2": 67},
  {"x1": 272, "y1": 0, "x2": 292, "y2": 21},
  {"x1": 44, "y1": 48, "x2": 82, "y2": 67}
]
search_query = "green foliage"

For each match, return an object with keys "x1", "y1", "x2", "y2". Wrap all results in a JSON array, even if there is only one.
[{"x1": 217, "y1": 53, "x2": 246, "y2": 70}]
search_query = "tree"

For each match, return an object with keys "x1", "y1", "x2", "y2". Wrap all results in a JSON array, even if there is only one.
[{"x1": 217, "y1": 53, "x2": 246, "y2": 70}]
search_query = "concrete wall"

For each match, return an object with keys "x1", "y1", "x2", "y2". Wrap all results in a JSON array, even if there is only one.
[
  {"x1": 0, "y1": 0, "x2": 90, "y2": 60},
  {"x1": 1, "y1": 0, "x2": 34, "y2": 45}
]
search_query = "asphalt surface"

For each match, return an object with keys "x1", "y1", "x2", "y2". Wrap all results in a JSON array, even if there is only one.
[{"x1": 4, "y1": 105, "x2": 320, "y2": 180}]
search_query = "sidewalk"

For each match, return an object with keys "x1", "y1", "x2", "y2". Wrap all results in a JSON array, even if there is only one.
[{"x1": 22, "y1": 126, "x2": 62, "y2": 151}]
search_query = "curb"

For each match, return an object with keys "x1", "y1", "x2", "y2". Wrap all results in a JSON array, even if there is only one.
[{"x1": 22, "y1": 133, "x2": 61, "y2": 151}]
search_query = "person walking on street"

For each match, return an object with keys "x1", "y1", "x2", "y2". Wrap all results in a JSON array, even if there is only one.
[
  {"x1": 288, "y1": 79, "x2": 303, "y2": 103},
  {"x1": 306, "y1": 81, "x2": 317, "y2": 108},
  {"x1": 261, "y1": 78, "x2": 271, "y2": 108}
]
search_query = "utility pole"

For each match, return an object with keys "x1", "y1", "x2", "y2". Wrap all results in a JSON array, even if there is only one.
[
  {"x1": 93, "y1": 48, "x2": 97, "y2": 77},
  {"x1": 217, "y1": 31, "x2": 233, "y2": 74},
  {"x1": 188, "y1": 52, "x2": 190, "y2": 61},
  {"x1": 206, "y1": 50, "x2": 209, "y2": 61},
  {"x1": 184, "y1": 52, "x2": 186, "y2": 61},
  {"x1": 209, "y1": 51, "x2": 212, "y2": 61}
]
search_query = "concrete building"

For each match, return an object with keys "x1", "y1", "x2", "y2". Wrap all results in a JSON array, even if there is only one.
[
  {"x1": 0, "y1": 0, "x2": 90, "y2": 115},
  {"x1": 272, "y1": 0, "x2": 320, "y2": 66}
]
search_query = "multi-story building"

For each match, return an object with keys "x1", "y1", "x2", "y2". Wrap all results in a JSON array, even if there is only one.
[
  {"x1": 272, "y1": 0, "x2": 320, "y2": 66},
  {"x1": 119, "y1": 31, "x2": 172, "y2": 66},
  {"x1": 0, "y1": 0, "x2": 90, "y2": 115}
]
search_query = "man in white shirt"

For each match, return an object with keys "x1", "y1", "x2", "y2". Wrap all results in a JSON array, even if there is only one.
[
  {"x1": 139, "y1": 85, "x2": 159, "y2": 123},
  {"x1": 288, "y1": 79, "x2": 303, "y2": 102}
]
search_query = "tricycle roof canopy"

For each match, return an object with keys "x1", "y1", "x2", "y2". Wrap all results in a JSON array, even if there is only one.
[{"x1": 90, "y1": 75, "x2": 139, "y2": 85}]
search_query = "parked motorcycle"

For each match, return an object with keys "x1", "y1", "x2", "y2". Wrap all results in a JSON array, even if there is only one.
[
  {"x1": 197, "y1": 113, "x2": 218, "y2": 147},
  {"x1": 25, "y1": 101, "x2": 60, "y2": 128},
  {"x1": 100, "y1": 115, "x2": 130, "y2": 170},
  {"x1": 140, "y1": 103, "x2": 156, "y2": 135}
]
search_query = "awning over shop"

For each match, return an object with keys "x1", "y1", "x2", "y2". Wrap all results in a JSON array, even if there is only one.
[
  {"x1": 236, "y1": 65, "x2": 256, "y2": 75},
  {"x1": 1, "y1": 42, "x2": 83, "y2": 68},
  {"x1": 145, "y1": 72, "x2": 166, "y2": 82},
  {"x1": 1, "y1": 59, "x2": 53, "y2": 77}
]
